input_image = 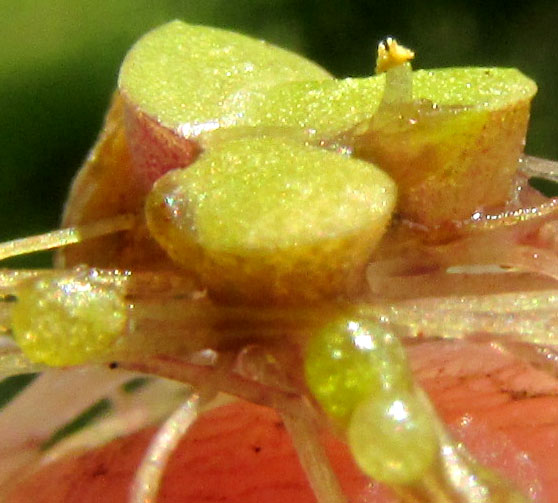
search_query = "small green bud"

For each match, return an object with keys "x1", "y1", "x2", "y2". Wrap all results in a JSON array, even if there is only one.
[
  {"x1": 12, "y1": 271, "x2": 128, "y2": 366},
  {"x1": 304, "y1": 317, "x2": 411, "y2": 423},
  {"x1": 347, "y1": 389, "x2": 438, "y2": 485}
]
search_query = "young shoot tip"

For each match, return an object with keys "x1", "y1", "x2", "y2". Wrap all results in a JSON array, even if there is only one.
[
  {"x1": 375, "y1": 37, "x2": 415, "y2": 75},
  {"x1": 372, "y1": 37, "x2": 415, "y2": 109}
]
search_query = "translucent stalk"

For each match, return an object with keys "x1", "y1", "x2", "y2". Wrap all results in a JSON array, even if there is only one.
[
  {"x1": 0, "y1": 214, "x2": 135, "y2": 262},
  {"x1": 130, "y1": 393, "x2": 200, "y2": 503}
]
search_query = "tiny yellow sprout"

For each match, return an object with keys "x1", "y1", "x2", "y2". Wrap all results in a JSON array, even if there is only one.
[{"x1": 375, "y1": 37, "x2": 415, "y2": 74}]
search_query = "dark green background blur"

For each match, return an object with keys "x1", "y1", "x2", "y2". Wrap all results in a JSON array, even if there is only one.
[{"x1": 1, "y1": 0, "x2": 557, "y2": 267}]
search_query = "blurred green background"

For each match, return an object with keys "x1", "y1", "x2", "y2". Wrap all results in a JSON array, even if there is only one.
[{"x1": 1, "y1": 0, "x2": 557, "y2": 267}]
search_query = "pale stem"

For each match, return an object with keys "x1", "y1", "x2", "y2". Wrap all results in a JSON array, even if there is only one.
[
  {"x1": 279, "y1": 403, "x2": 347, "y2": 503},
  {"x1": 121, "y1": 357, "x2": 347, "y2": 503},
  {"x1": 129, "y1": 393, "x2": 200, "y2": 503},
  {"x1": 415, "y1": 387, "x2": 529, "y2": 503},
  {"x1": 379, "y1": 63, "x2": 413, "y2": 107},
  {"x1": 0, "y1": 344, "x2": 42, "y2": 378},
  {"x1": 520, "y1": 155, "x2": 558, "y2": 182},
  {"x1": 0, "y1": 214, "x2": 135, "y2": 262}
]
